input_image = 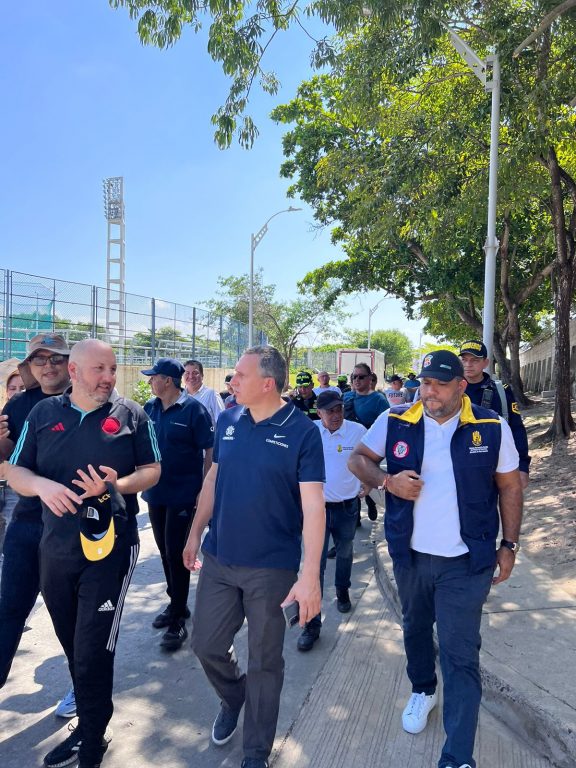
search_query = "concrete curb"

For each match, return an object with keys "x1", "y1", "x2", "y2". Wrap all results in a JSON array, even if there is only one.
[{"x1": 373, "y1": 541, "x2": 576, "y2": 768}]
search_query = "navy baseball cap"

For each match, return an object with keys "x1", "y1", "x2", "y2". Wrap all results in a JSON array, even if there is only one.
[
  {"x1": 317, "y1": 390, "x2": 344, "y2": 410},
  {"x1": 459, "y1": 340, "x2": 488, "y2": 358},
  {"x1": 141, "y1": 358, "x2": 185, "y2": 378},
  {"x1": 419, "y1": 350, "x2": 464, "y2": 382}
]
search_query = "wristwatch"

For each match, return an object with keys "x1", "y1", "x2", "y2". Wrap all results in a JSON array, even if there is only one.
[{"x1": 500, "y1": 539, "x2": 520, "y2": 554}]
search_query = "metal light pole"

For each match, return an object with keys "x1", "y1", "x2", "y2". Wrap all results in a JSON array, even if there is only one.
[
  {"x1": 443, "y1": 25, "x2": 500, "y2": 370},
  {"x1": 367, "y1": 298, "x2": 386, "y2": 350},
  {"x1": 248, "y1": 206, "x2": 301, "y2": 347}
]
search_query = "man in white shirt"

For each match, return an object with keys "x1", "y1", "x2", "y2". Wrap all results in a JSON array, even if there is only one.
[
  {"x1": 297, "y1": 390, "x2": 367, "y2": 652},
  {"x1": 183, "y1": 359, "x2": 225, "y2": 426},
  {"x1": 383, "y1": 374, "x2": 409, "y2": 406},
  {"x1": 348, "y1": 350, "x2": 523, "y2": 768},
  {"x1": 313, "y1": 371, "x2": 340, "y2": 396}
]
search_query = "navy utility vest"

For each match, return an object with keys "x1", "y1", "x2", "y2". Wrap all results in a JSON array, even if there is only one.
[{"x1": 384, "y1": 395, "x2": 502, "y2": 573}]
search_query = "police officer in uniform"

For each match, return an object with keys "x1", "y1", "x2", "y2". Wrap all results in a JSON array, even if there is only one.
[{"x1": 459, "y1": 340, "x2": 530, "y2": 488}]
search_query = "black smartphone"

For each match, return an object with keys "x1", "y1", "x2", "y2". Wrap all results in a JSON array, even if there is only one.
[{"x1": 282, "y1": 600, "x2": 300, "y2": 629}]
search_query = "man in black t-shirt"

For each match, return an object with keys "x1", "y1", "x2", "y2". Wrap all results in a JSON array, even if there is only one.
[
  {"x1": 7, "y1": 339, "x2": 161, "y2": 768},
  {"x1": 0, "y1": 333, "x2": 71, "y2": 692}
]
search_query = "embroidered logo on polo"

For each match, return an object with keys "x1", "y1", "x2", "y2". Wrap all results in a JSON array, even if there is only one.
[
  {"x1": 469, "y1": 430, "x2": 488, "y2": 454},
  {"x1": 223, "y1": 425, "x2": 235, "y2": 441},
  {"x1": 51, "y1": 422, "x2": 65, "y2": 432},
  {"x1": 266, "y1": 435, "x2": 289, "y2": 448},
  {"x1": 392, "y1": 441, "x2": 409, "y2": 458},
  {"x1": 101, "y1": 417, "x2": 121, "y2": 435}
]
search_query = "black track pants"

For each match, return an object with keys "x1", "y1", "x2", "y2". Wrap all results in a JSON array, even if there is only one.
[
  {"x1": 40, "y1": 537, "x2": 139, "y2": 762},
  {"x1": 148, "y1": 503, "x2": 195, "y2": 617}
]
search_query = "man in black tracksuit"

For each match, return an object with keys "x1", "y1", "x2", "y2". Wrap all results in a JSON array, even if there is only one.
[{"x1": 7, "y1": 339, "x2": 161, "y2": 768}]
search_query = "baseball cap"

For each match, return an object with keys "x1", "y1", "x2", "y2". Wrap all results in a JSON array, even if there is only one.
[
  {"x1": 141, "y1": 357, "x2": 185, "y2": 379},
  {"x1": 296, "y1": 371, "x2": 313, "y2": 386},
  {"x1": 419, "y1": 350, "x2": 464, "y2": 382},
  {"x1": 317, "y1": 390, "x2": 344, "y2": 410},
  {"x1": 459, "y1": 340, "x2": 488, "y2": 358},
  {"x1": 337, "y1": 374, "x2": 347, "y2": 383},
  {"x1": 388, "y1": 374, "x2": 403, "y2": 383},
  {"x1": 79, "y1": 485, "x2": 126, "y2": 562},
  {"x1": 19, "y1": 333, "x2": 71, "y2": 389}
]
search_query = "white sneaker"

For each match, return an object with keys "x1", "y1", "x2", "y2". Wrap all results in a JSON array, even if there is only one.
[{"x1": 402, "y1": 691, "x2": 438, "y2": 734}]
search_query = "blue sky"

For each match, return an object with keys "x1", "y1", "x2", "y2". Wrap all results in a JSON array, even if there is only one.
[{"x1": 1, "y1": 1, "x2": 427, "y2": 345}]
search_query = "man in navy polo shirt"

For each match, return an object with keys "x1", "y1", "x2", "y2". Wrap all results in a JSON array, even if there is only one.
[
  {"x1": 183, "y1": 345, "x2": 326, "y2": 768},
  {"x1": 7, "y1": 339, "x2": 161, "y2": 768},
  {"x1": 141, "y1": 357, "x2": 214, "y2": 651}
]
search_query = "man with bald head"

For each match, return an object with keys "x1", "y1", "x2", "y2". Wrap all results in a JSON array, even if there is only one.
[{"x1": 7, "y1": 339, "x2": 162, "y2": 768}]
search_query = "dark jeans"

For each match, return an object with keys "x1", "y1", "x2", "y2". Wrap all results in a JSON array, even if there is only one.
[
  {"x1": 0, "y1": 516, "x2": 43, "y2": 687},
  {"x1": 308, "y1": 498, "x2": 357, "y2": 632},
  {"x1": 191, "y1": 552, "x2": 296, "y2": 761},
  {"x1": 40, "y1": 539, "x2": 140, "y2": 763},
  {"x1": 393, "y1": 550, "x2": 493, "y2": 768},
  {"x1": 148, "y1": 503, "x2": 195, "y2": 617}
]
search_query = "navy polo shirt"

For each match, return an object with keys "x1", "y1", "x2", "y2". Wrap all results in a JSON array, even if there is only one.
[
  {"x1": 142, "y1": 391, "x2": 214, "y2": 507},
  {"x1": 10, "y1": 392, "x2": 161, "y2": 559},
  {"x1": 202, "y1": 401, "x2": 325, "y2": 571}
]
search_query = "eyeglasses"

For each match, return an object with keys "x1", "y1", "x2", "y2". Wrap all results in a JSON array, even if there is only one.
[
  {"x1": 351, "y1": 374, "x2": 369, "y2": 380},
  {"x1": 30, "y1": 354, "x2": 67, "y2": 367}
]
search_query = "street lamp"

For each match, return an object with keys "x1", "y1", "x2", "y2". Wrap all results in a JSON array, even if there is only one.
[
  {"x1": 248, "y1": 206, "x2": 301, "y2": 347},
  {"x1": 441, "y1": 23, "x2": 500, "y2": 371},
  {"x1": 367, "y1": 297, "x2": 386, "y2": 350}
]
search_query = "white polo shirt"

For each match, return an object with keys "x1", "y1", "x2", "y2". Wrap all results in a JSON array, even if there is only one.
[
  {"x1": 313, "y1": 385, "x2": 341, "y2": 396},
  {"x1": 362, "y1": 408, "x2": 519, "y2": 557},
  {"x1": 190, "y1": 383, "x2": 225, "y2": 426},
  {"x1": 316, "y1": 418, "x2": 367, "y2": 502}
]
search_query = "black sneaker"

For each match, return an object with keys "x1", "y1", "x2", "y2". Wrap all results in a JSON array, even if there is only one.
[
  {"x1": 152, "y1": 604, "x2": 191, "y2": 629},
  {"x1": 212, "y1": 703, "x2": 242, "y2": 745},
  {"x1": 44, "y1": 725, "x2": 112, "y2": 768},
  {"x1": 297, "y1": 624, "x2": 320, "y2": 652},
  {"x1": 44, "y1": 723, "x2": 82, "y2": 768},
  {"x1": 336, "y1": 588, "x2": 352, "y2": 613},
  {"x1": 366, "y1": 495, "x2": 378, "y2": 521},
  {"x1": 241, "y1": 759, "x2": 269, "y2": 768},
  {"x1": 160, "y1": 618, "x2": 188, "y2": 651}
]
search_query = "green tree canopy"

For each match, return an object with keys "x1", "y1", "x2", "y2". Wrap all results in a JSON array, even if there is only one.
[{"x1": 344, "y1": 328, "x2": 413, "y2": 371}]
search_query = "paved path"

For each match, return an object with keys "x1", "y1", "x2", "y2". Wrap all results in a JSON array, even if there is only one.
[{"x1": 0, "y1": 512, "x2": 557, "y2": 767}]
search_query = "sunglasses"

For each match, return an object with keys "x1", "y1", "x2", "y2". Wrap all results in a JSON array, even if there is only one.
[
  {"x1": 351, "y1": 374, "x2": 369, "y2": 380},
  {"x1": 30, "y1": 354, "x2": 67, "y2": 367}
]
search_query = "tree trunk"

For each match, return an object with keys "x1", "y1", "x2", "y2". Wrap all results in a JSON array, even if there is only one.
[
  {"x1": 506, "y1": 305, "x2": 531, "y2": 406},
  {"x1": 541, "y1": 147, "x2": 576, "y2": 440}
]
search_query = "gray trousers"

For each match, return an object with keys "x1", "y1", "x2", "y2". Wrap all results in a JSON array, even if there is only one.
[{"x1": 192, "y1": 552, "x2": 297, "y2": 760}]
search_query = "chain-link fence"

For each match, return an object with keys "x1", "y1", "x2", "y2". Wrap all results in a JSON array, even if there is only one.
[{"x1": 0, "y1": 269, "x2": 265, "y2": 367}]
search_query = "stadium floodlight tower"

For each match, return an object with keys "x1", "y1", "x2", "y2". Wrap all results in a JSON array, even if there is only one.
[{"x1": 103, "y1": 176, "x2": 126, "y2": 344}]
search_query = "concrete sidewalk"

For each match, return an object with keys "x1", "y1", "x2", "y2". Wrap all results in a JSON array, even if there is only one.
[
  {"x1": 375, "y1": 540, "x2": 576, "y2": 768},
  {"x1": 0, "y1": 510, "x2": 566, "y2": 768}
]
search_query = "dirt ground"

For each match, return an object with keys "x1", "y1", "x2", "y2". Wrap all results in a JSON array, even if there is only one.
[{"x1": 520, "y1": 396, "x2": 576, "y2": 596}]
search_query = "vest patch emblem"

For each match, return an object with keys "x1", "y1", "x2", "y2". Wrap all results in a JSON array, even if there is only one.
[
  {"x1": 392, "y1": 440, "x2": 409, "y2": 458},
  {"x1": 511, "y1": 402, "x2": 520, "y2": 414},
  {"x1": 469, "y1": 430, "x2": 489, "y2": 454}
]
